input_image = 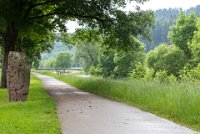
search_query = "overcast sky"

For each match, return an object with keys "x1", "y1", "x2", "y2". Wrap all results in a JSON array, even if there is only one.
[
  {"x1": 67, "y1": 0, "x2": 200, "y2": 33},
  {"x1": 128, "y1": 0, "x2": 200, "y2": 10}
]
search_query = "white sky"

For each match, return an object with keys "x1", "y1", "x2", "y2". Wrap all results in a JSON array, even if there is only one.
[
  {"x1": 128, "y1": 0, "x2": 200, "y2": 11},
  {"x1": 67, "y1": 0, "x2": 200, "y2": 33}
]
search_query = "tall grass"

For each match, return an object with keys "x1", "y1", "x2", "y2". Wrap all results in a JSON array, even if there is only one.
[
  {"x1": 0, "y1": 75, "x2": 61, "y2": 134},
  {"x1": 40, "y1": 71, "x2": 200, "y2": 131}
]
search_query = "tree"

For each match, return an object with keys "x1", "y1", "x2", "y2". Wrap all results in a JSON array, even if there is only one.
[
  {"x1": 146, "y1": 44, "x2": 187, "y2": 76},
  {"x1": 140, "y1": 8, "x2": 182, "y2": 52},
  {"x1": 0, "y1": 40, "x2": 2, "y2": 66},
  {"x1": 0, "y1": 0, "x2": 154, "y2": 88},
  {"x1": 113, "y1": 40, "x2": 145, "y2": 78},
  {"x1": 141, "y1": 6, "x2": 200, "y2": 52},
  {"x1": 90, "y1": 40, "x2": 145, "y2": 78},
  {"x1": 75, "y1": 44, "x2": 99, "y2": 73},
  {"x1": 189, "y1": 20, "x2": 200, "y2": 63},
  {"x1": 97, "y1": 47, "x2": 115, "y2": 78},
  {"x1": 55, "y1": 52, "x2": 72, "y2": 70},
  {"x1": 71, "y1": 28, "x2": 100, "y2": 73},
  {"x1": 42, "y1": 58, "x2": 56, "y2": 69},
  {"x1": 168, "y1": 12, "x2": 198, "y2": 58}
]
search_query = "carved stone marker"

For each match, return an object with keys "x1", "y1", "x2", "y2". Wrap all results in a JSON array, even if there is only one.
[{"x1": 7, "y1": 51, "x2": 30, "y2": 101}]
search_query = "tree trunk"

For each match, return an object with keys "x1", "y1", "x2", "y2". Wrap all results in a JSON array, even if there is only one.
[
  {"x1": 0, "y1": 23, "x2": 18, "y2": 88},
  {"x1": 1, "y1": 51, "x2": 9, "y2": 88}
]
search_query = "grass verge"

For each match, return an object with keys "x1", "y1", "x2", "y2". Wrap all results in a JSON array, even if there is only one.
[
  {"x1": 0, "y1": 75, "x2": 61, "y2": 134},
  {"x1": 39, "y1": 71, "x2": 200, "y2": 132}
]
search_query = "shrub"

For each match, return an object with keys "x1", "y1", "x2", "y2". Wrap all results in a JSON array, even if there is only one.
[
  {"x1": 89, "y1": 66, "x2": 102, "y2": 76},
  {"x1": 144, "y1": 68, "x2": 155, "y2": 80},
  {"x1": 155, "y1": 70, "x2": 176, "y2": 83},
  {"x1": 187, "y1": 64, "x2": 200, "y2": 81},
  {"x1": 130, "y1": 62, "x2": 146, "y2": 79}
]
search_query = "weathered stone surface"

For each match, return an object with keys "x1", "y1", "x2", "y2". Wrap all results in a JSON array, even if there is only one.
[{"x1": 7, "y1": 51, "x2": 30, "y2": 101}]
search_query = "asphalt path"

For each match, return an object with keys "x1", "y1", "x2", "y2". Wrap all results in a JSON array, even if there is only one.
[{"x1": 33, "y1": 73, "x2": 199, "y2": 134}]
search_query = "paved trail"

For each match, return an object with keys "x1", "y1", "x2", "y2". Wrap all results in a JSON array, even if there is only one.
[{"x1": 33, "y1": 73, "x2": 199, "y2": 134}]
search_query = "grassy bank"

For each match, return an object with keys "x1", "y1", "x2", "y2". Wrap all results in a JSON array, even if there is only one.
[
  {"x1": 39, "y1": 71, "x2": 200, "y2": 131},
  {"x1": 0, "y1": 75, "x2": 61, "y2": 134}
]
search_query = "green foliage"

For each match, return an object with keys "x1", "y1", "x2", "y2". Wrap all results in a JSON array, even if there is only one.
[
  {"x1": 41, "y1": 71, "x2": 200, "y2": 131},
  {"x1": 70, "y1": 29, "x2": 101, "y2": 44},
  {"x1": 155, "y1": 70, "x2": 168, "y2": 82},
  {"x1": 40, "y1": 41, "x2": 75, "y2": 66},
  {"x1": 179, "y1": 64, "x2": 200, "y2": 81},
  {"x1": 72, "y1": 29, "x2": 100, "y2": 73},
  {"x1": 168, "y1": 13, "x2": 198, "y2": 58},
  {"x1": 113, "y1": 44, "x2": 145, "y2": 78},
  {"x1": 178, "y1": 66, "x2": 191, "y2": 81},
  {"x1": 55, "y1": 52, "x2": 72, "y2": 69},
  {"x1": 89, "y1": 66, "x2": 102, "y2": 76},
  {"x1": 0, "y1": 0, "x2": 155, "y2": 87},
  {"x1": 141, "y1": 8, "x2": 181, "y2": 52},
  {"x1": 144, "y1": 68, "x2": 155, "y2": 80},
  {"x1": 0, "y1": 0, "x2": 154, "y2": 52},
  {"x1": 42, "y1": 58, "x2": 56, "y2": 69},
  {"x1": 155, "y1": 70, "x2": 176, "y2": 83},
  {"x1": 41, "y1": 52, "x2": 72, "y2": 69},
  {"x1": 130, "y1": 62, "x2": 146, "y2": 79},
  {"x1": 141, "y1": 6, "x2": 200, "y2": 52},
  {"x1": 146, "y1": 44, "x2": 187, "y2": 76},
  {"x1": 22, "y1": 32, "x2": 55, "y2": 64},
  {"x1": 0, "y1": 75, "x2": 60, "y2": 133},
  {"x1": 189, "y1": 20, "x2": 200, "y2": 62},
  {"x1": 103, "y1": 10, "x2": 154, "y2": 50},
  {"x1": 90, "y1": 43, "x2": 145, "y2": 78},
  {"x1": 97, "y1": 47, "x2": 115, "y2": 77}
]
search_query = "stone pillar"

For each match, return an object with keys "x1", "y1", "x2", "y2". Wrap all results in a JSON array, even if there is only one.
[{"x1": 7, "y1": 51, "x2": 30, "y2": 102}]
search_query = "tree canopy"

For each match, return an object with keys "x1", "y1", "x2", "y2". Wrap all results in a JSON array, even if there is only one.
[
  {"x1": 189, "y1": 20, "x2": 200, "y2": 63},
  {"x1": 0, "y1": 0, "x2": 154, "y2": 87},
  {"x1": 55, "y1": 52, "x2": 72, "y2": 69},
  {"x1": 146, "y1": 44, "x2": 186, "y2": 76},
  {"x1": 0, "y1": 0, "x2": 154, "y2": 49},
  {"x1": 168, "y1": 13, "x2": 198, "y2": 58}
]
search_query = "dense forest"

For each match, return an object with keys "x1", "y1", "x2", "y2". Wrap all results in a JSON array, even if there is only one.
[{"x1": 142, "y1": 5, "x2": 200, "y2": 52}]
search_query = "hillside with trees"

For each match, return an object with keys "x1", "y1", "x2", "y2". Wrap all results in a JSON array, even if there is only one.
[{"x1": 143, "y1": 5, "x2": 200, "y2": 52}]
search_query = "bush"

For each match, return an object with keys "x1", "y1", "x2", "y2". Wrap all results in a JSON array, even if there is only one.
[
  {"x1": 187, "y1": 64, "x2": 200, "y2": 81},
  {"x1": 130, "y1": 62, "x2": 146, "y2": 79},
  {"x1": 155, "y1": 70, "x2": 176, "y2": 83},
  {"x1": 178, "y1": 64, "x2": 200, "y2": 81},
  {"x1": 179, "y1": 66, "x2": 190, "y2": 81},
  {"x1": 89, "y1": 66, "x2": 102, "y2": 76},
  {"x1": 144, "y1": 68, "x2": 155, "y2": 80}
]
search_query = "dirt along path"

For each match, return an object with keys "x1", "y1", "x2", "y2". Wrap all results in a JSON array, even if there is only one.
[{"x1": 33, "y1": 73, "x2": 199, "y2": 134}]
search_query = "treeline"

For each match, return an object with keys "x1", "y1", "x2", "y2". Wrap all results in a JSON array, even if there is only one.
[
  {"x1": 40, "y1": 6, "x2": 200, "y2": 82},
  {"x1": 76, "y1": 12, "x2": 200, "y2": 82},
  {"x1": 143, "y1": 5, "x2": 200, "y2": 52},
  {"x1": 40, "y1": 51, "x2": 72, "y2": 69}
]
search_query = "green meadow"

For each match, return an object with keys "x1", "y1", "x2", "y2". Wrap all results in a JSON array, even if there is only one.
[{"x1": 0, "y1": 75, "x2": 61, "y2": 134}]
